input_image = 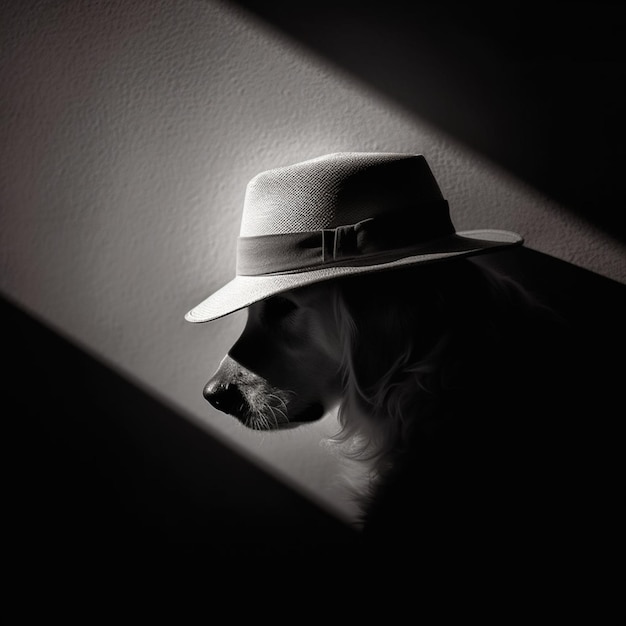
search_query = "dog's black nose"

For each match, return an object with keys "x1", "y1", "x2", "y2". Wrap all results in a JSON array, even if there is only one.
[{"x1": 203, "y1": 380, "x2": 245, "y2": 417}]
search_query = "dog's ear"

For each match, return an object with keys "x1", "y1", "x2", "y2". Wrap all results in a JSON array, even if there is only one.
[{"x1": 333, "y1": 260, "x2": 547, "y2": 459}]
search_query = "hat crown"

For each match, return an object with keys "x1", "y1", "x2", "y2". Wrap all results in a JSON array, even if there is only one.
[{"x1": 239, "y1": 152, "x2": 444, "y2": 237}]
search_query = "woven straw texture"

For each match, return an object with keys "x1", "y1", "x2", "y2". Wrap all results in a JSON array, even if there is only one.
[{"x1": 239, "y1": 152, "x2": 443, "y2": 236}]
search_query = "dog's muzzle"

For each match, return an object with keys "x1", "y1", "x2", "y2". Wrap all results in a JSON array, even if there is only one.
[
  {"x1": 203, "y1": 355, "x2": 294, "y2": 429},
  {"x1": 203, "y1": 356, "x2": 325, "y2": 430}
]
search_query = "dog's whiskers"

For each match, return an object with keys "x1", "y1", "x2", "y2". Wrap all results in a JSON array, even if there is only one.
[
  {"x1": 224, "y1": 379, "x2": 294, "y2": 431},
  {"x1": 260, "y1": 413, "x2": 271, "y2": 430},
  {"x1": 267, "y1": 392, "x2": 290, "y2": 426},
  {"x1": 268, "y1": 393, "x2": 289, "y2": 422},
  {"x1": 267, "y1": 406, "x2": 279, "y2": 429}
]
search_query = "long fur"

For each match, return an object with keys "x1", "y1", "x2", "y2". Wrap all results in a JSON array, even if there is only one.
[{"x1": 324, "y1": 259, "x2": 553, "y2": 525}]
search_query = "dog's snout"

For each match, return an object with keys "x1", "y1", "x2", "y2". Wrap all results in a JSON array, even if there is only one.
[{"x1": 203, "y1": 379, "x2": 245, "y2": 417}]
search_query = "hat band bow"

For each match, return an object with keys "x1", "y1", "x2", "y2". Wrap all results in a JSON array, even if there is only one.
[{"x1": 236, "y1": 200, "x2": 454, "y2": 276}]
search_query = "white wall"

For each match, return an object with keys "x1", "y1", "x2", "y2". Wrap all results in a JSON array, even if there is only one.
[{"x1": 1, "y1": 0, "x2": 624, "y2": 523}]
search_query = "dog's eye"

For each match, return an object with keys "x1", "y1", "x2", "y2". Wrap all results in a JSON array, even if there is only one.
[{"x1": 262, "y1": 296, "x2": 298, "y2": 320}]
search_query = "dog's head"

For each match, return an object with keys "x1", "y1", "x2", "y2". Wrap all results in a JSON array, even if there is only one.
[
  {"x1": 202, "y1": 260, "x2": 538, "y2": 464},
  {"x1": 203, "y1": 281, "x2": 344, "y2": 430}
]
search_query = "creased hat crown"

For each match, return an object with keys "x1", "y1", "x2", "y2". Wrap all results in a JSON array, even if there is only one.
[{"x1": 239, "y1": 152, "x2": 444, "y2": 237}]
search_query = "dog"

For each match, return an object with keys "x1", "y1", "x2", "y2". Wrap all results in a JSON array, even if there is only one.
[{"x1": 202, "y1": 257, "x2": 567, "y2": 539}]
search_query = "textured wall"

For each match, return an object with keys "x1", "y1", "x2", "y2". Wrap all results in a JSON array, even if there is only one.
[{"x1": 1, "y1": 0, "x2": 624, "y2": 522}]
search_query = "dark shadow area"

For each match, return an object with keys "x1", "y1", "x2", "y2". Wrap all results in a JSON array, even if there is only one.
[
  {"x1": 234, "y1": 0, "x2": 625, "y2": 241},
  {"x1": 4, "y1": 294, "x2": 363, "y2": 585},
  {"x1": 480, "y1": 246, "x2": 625, "y2": 327},
  {"x1": 3, "y1": 248, "x2": 623, "y2": 607},
  {"x1": 354, "y1": 247, "x2": 623, "y2": 615}
]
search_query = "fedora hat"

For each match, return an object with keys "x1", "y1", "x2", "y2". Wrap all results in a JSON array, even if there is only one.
[{"x1": 185, "y1": 152, "x2": 522, "y2": 323}]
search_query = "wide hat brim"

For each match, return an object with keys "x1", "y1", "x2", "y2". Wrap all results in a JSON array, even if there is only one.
[{"x1": 185, "y1": 229, "x2": 522, "y2": 323}]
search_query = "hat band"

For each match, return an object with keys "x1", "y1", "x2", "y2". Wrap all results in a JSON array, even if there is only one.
[{"x1": 236, "y1": 200, "x2": 454, "y2": 276}]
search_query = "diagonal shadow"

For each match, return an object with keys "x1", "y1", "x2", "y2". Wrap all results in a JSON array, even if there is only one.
[
  {"x1": 233, "y1": 0, "x2": 625, "y2": 243},
  {"x1": 4, "y1": 294, "x2": 362, "y2": 578}
]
